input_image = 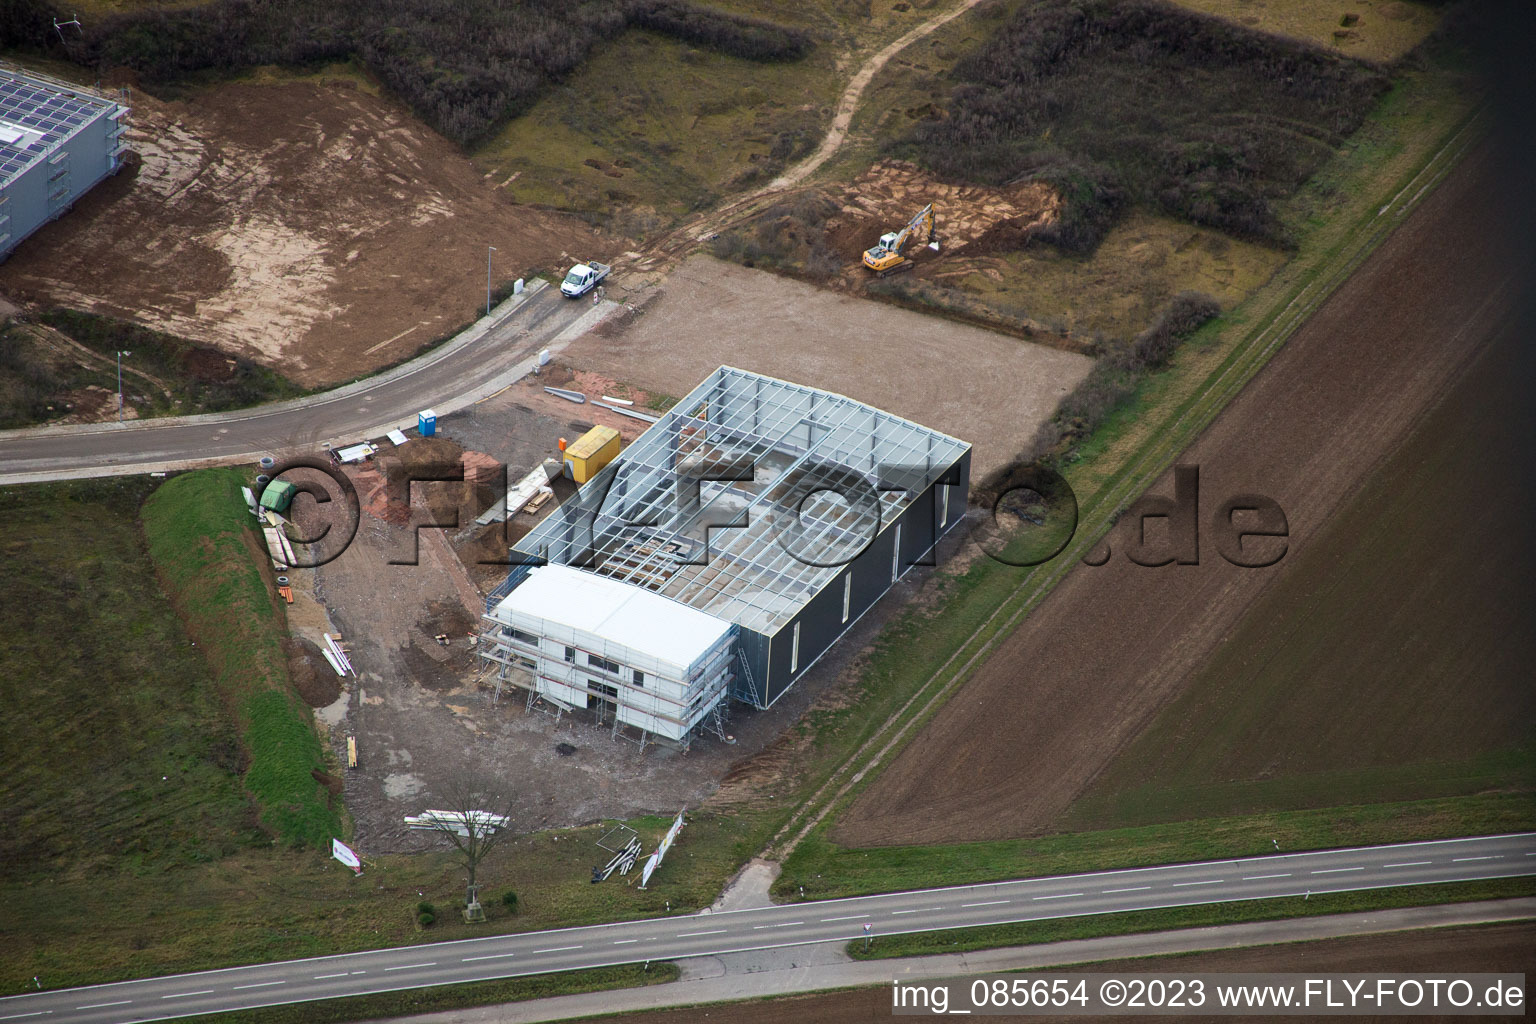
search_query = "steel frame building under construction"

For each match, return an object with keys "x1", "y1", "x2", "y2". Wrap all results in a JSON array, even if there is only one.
[{"x1": 480, "y1": 366, "x2": 971, "y2": 746}]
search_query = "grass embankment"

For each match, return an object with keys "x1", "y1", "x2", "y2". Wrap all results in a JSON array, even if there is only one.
[
  {"x1": 848, "y1": 878, "x2": 1536, "y2": 960},
  {"x1": 784, "y1": 793, "x2": 1536, "y2": 901},
  {"x1": 0, "y1": 311, "x2": 304, "y2": 428},
  {"x1": 175, "y1": 963, "x2": 679, "y2": 1024},
  {"x1": 142, "y1": 469, "x2": 339, "y2": 847},
  {"x1": 0, "y1": 797, "x2": 775, "y2": 991}
]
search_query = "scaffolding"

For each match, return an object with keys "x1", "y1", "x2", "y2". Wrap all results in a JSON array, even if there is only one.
[{"x1": 481, "y1": 565, "x2": 737, "y2": 748}]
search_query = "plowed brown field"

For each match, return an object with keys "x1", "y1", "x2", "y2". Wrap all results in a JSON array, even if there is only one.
[{"x1": 835, "y1": 146, "x2": 1517, "y2": 847}]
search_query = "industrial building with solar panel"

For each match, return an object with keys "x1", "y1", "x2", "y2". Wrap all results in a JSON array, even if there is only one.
[
  {"x1": 479, "y1": 366, "x2": 971, "y2": 748},
  {"x1": 0, "y1": 63, "x2": 130, "y2": 260}
]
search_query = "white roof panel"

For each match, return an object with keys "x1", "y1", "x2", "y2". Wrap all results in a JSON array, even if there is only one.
[{"x1": 494, "y1": 565, "x2": 731, "y2": 670}]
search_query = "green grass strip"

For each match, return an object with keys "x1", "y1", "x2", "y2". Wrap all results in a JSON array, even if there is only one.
[
  {"x1": 848, "y1": 877, "x2": 1536, "y2": 960},
  {"x1": 141, "y1": 468, "x2": 339, "y2": 847},
  {"x1": 172, "y1": 962, "x2": 679, "y2": 1024}
]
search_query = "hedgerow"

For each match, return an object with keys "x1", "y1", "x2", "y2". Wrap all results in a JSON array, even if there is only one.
[{"x1": 900, "y1": 0, "x2": 1388, "y2": 250}]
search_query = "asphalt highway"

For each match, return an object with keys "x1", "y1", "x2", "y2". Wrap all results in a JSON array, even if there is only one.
[
  {"x1": 0, "y1": 281, "x2": 595, "y2": 485},
  {"x1": 3, "y1": 834, "x2": 1531, "y2": 1024}
]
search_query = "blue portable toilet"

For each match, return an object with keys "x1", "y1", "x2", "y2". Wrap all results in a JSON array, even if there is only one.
[{"x1": 418, "y1": 409, "x2": 437, "y2": 437}]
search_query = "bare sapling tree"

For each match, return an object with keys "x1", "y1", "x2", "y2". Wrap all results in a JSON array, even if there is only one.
[{"x1": 422, "y1": 770, "x2": 517, "y2": 923}]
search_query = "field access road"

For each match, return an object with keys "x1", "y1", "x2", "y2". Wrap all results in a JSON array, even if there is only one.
[
  {"x1": 5, "y1": 834, "x2": 1531, "y2": 1024},
  {"x1": 0, "y1": 280, "x2": 601, "y2": 486}
]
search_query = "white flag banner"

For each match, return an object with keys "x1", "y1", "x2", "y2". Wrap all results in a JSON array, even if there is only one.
[
  {"x1": 332, "y1": 838, "x2": 363, "y2": 873},
  {"x1": 657, "y1": 809, "x2": 685, "y2": 860},
  {"x1": 638, "y1": 850, "x2": 661, "y2": 889}
]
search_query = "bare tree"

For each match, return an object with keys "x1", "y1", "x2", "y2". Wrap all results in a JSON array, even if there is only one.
[{"x1": 418, "y1": 772, "x2": 517, "y2": 923}]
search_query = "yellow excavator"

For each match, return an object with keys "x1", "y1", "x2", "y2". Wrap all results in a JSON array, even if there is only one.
[{"x1": 862, "y1": 203, "x2": 939, "y2": 276}]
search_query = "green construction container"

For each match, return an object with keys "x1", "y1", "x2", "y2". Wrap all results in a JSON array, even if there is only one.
[{"x1": 259, "y1": 480, "x2": 297, "y2": 514}]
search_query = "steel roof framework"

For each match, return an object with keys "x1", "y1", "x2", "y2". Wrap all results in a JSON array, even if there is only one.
[{"x1": 514, "y1": 367, "x2": 970, "y2": 635}]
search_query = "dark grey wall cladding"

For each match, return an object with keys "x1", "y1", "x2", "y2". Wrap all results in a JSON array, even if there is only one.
[{"x1": 756, "y1": 451, "x2": 969, "y2": 707}]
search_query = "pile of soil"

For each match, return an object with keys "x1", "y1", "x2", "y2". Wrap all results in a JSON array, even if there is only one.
[
  {"x1": 284, "y1": 637, "x2": 341, "y2": 708},
  {"x1": 826, "y1": 159, "x2": 1060, "y2": 265}
]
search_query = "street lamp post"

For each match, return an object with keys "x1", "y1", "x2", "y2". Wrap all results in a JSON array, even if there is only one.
[
  {"x1": 116, "y1": 350, "x2": 131, "y2": 422},
  {"x1": 487, "y1": 245, "x2": 498, "y2": 315}
]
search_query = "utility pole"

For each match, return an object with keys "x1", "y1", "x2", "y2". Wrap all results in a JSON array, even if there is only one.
[
  {"x1": 116, "y1": 350, "x2": 131, "y2": 422},
  {"x1": 487, "y1": 246, "x2": 497, "y2": 315}
]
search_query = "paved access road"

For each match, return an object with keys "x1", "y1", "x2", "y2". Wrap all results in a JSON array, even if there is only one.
[
  {"x1": 4, "y1": 834, "x2": 1531, "y2": 1024},
  {"x1": 0, "y1": 281, "x2": 596, "y2": 486}
]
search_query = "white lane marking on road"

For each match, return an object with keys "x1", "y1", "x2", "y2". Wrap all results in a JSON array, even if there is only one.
[
  {"x1": 1033, "y1": 893, "x2": 1084, "y2": 900},
  {"x1": 1172, "y1": 880, "x2": 1223, "y2": 887},
  {"x1": 1311, "y1": 867, "x2": 1364, "y2": 874},
  {"x1": 1453, "y1": 856, "x2": 1498, "y2": 862},
  {"x1": 1103, "y1": 886, "x2": 1152, "y2": 893},
  {"x1": 891, "y1": 909, "x2": 921, "y2": 915},
  {"x1": 0, "y1": 1013, "x2": 52, "y2": 1020},
  {"x1": 232, "y1": 981, "x2": 286, "y2": 990},
  {"x1": 674, "y1": 931, "x2": 725, "y2": 939},
  {"x1": 161, "y1": 990, "x2": 215, "y2": 999},
  {"x1": 77, "y1": 1003, "x2": 132, "y2": 1010},
  {"x1": 1242, "y1": 874, "x2": 1291, "y2": 880},
  {"x1": 613, "y1": 939, "x2": 639, "y2": 945},
  {"x1": 962, "y1": 900, "x2": 1010, "y2": 907},
  {"x1": 314, "y1": 973, "x2": 349, "y2": 979},
  {"x1": 1383, "y1": 862, "x2": 1432, "y2": 868},
  {"x1": 383, "y1": 963, "x2": 436, "y2": 972},
  {"x1": 752, "y1": 921, "x2": 805, "y2": 929},
  {"x1": 462, "y1": 953, "x2": 517, "y2": 962},
  {"x1": 821, "y1": 914, "x2": 870, "y2": 922}
]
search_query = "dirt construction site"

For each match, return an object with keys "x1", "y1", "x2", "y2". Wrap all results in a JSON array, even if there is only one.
[
  {"x1": 0, "y1": 74, "x2": 600, "y2": 387},
  {"x1": 283, "y1": 360, "x2": 970, "y2": 851},
  {"x1": 835, "y1": 147, "x2": 1520, "y2": 847},
  {"x1": 565, "y1": 254, "x2": 1092, "y2": 482}
]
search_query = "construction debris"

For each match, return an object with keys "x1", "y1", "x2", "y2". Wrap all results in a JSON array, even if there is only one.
[
  {"x1": 323, "y1": 633, "x2": 355, "y2": 677},
  {"x1": 593, "y1": 400, "x2": 660, "y2": 423},
  {"x1": 405, "y1": 809, "x2": 510, "y2": 838},
  {"x1": 544, "y1": 386, "x2": 586, "y2": 404}
]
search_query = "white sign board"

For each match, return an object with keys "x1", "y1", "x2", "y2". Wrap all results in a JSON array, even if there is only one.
[{"x1": 332, "y1": 838, "x2": 362, "y2": 874}]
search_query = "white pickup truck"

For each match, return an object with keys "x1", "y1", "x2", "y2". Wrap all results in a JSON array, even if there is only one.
[{"x1": 560, "y1": 260, "x2": 611, "y2": 298}]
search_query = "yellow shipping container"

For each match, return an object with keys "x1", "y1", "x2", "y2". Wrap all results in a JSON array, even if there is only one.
[{"x1": 563, "y1": 425, "x2": 621, "y2": 484}]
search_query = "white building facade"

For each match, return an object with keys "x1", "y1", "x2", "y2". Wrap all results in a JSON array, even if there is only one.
[{"x1": 482, "y1": 565, "x2": 736, "y2": 745}]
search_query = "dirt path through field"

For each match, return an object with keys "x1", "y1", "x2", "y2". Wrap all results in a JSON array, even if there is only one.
[
  {"x1": 771, "y1": 0, "x2": 989, "y2": 190},
  {"x1": 616, "y1": 0, "x2": 990, "y2": 280},
  {"x1": 834, "y1": 145, "x2": 1517, "y2": 846}
]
